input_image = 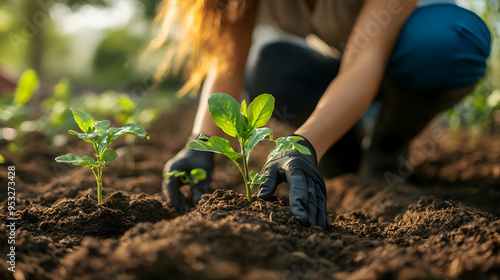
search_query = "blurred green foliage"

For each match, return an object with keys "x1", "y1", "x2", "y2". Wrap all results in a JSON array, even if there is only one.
[
  {"x1": 0, "y1": 69, "x2": 40, "y2": 155},
  {"x1": 0, "y1": 0, "x2": 170, "y2": 90},
  {"x1": 93, "y1": 28, "x2": 147, "y2": 86},
  {"x1": 0, "y1": 68, "x2": 176, "y2": 156},
  {"x1": 0, "y1": 69, "x2": 39, "y2": 128},
  {"x1": 78, "y1": 90, "x2": 160, "y2": 129},
  {"x1": 446, "y1": 0, "x2": 500, "y2": 134},
  {"x1": 0, "y1": 0, "x2": 498, "y2": 139},
  {"x1": 39, "y1": 78, "x2": 74, "y2": 137}
]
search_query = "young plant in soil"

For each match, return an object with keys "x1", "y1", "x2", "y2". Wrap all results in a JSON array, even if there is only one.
[
  {"x1": 115, "y1": 94, "x2": 159, "y2": 169},
  {"x1": 39, "y1": 78, "x2": 75, "y2": 143},
  {"x1": 188, "y1": 93, "x2": 310, "y2": 202},
  {"x1": 164, "y1": 168, "x2": 207, "y2": 188},
  {"x1": 78, "y1": 91, "x2": 159, "y2": 169},
  {"x1": 55, "y1": 108, "x2": 149, "y2": 203},
  {"x1": 0, "y1": 69, "x2": 39, "y2": 156}
]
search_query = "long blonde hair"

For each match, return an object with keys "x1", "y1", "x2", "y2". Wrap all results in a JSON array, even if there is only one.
[{"x1": 150, "y1": 0, "x2": 248, "y2": 96}]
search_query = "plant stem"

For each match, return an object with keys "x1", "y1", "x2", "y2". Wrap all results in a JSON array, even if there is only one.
[
  {"x1": 246, "y1": 182, "x2": 252, "y2": 203},
  {"x1": 234, "y1": 160, "x2": 247, "y2": 188},
  {"x1": 97, "y1": 166, "x2": 102, "y2": 203},
  {"x1": 91, "y1": 168, "x2": 102, "y2": 204},
  {"x1": 240, "y1": 139, "x2": 252, "y2": 203},
  {"x1": 97, "y1": 174, "x2": 102, "y2": 204},
  {"x1": 94, "y1": 143, "x2": 103, "y2": 204}
]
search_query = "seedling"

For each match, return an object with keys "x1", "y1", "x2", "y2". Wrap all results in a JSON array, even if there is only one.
[
  {"x1": 55, "y1": 108, "x2": 149, "y2": 203},
  {"x1": 188, "y1": 93, "x2": 310, "y2": 202},
  {"x1": 0, "y1": 69, "x2": 39, "y2": 156},
  {"x1": 115, "y1": 94, "x2": 159, "y2": 169},
  {"x1": 39, "y1": 78, "x2": 75, "y2": 142},
  {"x1": 78, "y1": 91, "x2": 159, "y2": 168},
  {"x1": 445, "y1": 86, "x2": 500, "y2": 147},
  {"x1": 163, "y1": 168, "x2": 207, "y2": 187}
]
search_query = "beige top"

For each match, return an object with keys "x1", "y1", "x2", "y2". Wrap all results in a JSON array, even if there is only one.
[
  {"x1": 259, "y1": 0, "x2": 365, "y2": 51},
  {"x1": 258, "y1": 0, "x2": 457, "y2": 52}
]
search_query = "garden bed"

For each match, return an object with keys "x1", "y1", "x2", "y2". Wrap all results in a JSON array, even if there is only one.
[{"x1": 1, "y1": 104, "x2": 499, "y2": 279}]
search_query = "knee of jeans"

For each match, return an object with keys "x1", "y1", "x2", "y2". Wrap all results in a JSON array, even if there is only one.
[
  {"x1": 245, "y1": 41, "x2": 308, "y2": 94},
  {"x1": 387, "y1": 4, "x2": 491, "y2": 90}
]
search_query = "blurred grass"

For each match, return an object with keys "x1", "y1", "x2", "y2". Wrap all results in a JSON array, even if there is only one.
[{"x1": 445, "y1": 0, "x2": 500, "y2": 135}]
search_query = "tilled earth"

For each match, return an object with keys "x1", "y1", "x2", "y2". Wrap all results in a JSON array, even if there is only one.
[{"x1": 1, "y1": 104, "x2": 499, "y2": 280}]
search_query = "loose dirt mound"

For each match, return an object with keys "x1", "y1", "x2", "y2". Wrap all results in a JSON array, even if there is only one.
[
  {"x1": 52, "y1": 186, "x2": 499, "y2": 280},
  {"x1": 1, "y1": 105, "x2": 499, "y2": 279},
  {"x1": 0, "y1": 191, "x2": 177, "y2": 280},
  {"x1": 16, "y1": 191, "x2": 177, "y2": 243}
]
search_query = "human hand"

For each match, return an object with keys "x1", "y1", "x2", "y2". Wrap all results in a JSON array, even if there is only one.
[
  {"x1": 258, "y1": 135, "x2": 329, "y2": 229},
  {"x1": 162, "y1": 141, "x2": 213, "y2": 211}
]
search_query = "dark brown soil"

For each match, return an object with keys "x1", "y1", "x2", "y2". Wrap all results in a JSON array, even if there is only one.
[{"x1": 0, "y1": 103, "x2": 499, "y2": 280}]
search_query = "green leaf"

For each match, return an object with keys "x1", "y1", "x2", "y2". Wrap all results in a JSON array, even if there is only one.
[
  {"x1": 0, "y1": 104, "x2": 23, "y2": 124},
  {"x1": 70, "y1": 108, "x2": 95, "y2": 134},
  {"x1": 102, "y1": 148, "x2": 118, "y2": 162},
  {"x1": 14, "y1": 69, "x2": 39, "y2": 105},
  {"x1": 118, "y1": 95, "x2": 135, "y2": 112},
  {"x1": 137, "y1": 108, "x2": 159, "y2": 126},
  {"x1": 268, "y1": 136, "x2": 311, "y2": 160},
  {"x1": 54, "y1": 78, "x2": 70, "y2": 98},
  {"x1": 68, "y1": 129, "x2": 99, "y2": 143},
  {"x1": 293, "y1": 143, "x2": 310, "y2": 155},
  {"x1": 94, "y1": 122, "x2": 111, "y2": 155},
  {"x1": 107, "y1": 123, "x2": 149, "y2": 142},
  {"x1": 238, "y1": 100, "x2": 253, "y2": 140},
  {"x1": 55, "y1": 154, "x2": 98, "y2": 168},
  {"x1": 240, "y1": 99, "x2": 248, "y2": 117},
  {"x1": 248, "y1": 94, "x2": 274, "y2": 129},
  {"x1": 188, "y1": 135, "x2": 243, "y2": 162},
  {"x1": 473, "y1": 96, "x2": 486, "y2": 111},
  {"x1": 96, "y1": 132, "x2": 110, "y2": 154},
  {"x1": 244, "y1": 127, "x2": 273, "y2": 154},
  {"x1": 96, "y1": 120, "x2": 111, "y2": 132},
  {"x1": 190, "y1": 168, "x2": 207, "y2": 181},
  {"x1": 208, "y1": 93, "x2": 243, "y2": 137},
  {"x1": 249, "y1": 171, "x2": 266, "y2": 186},
  {"x1": 269, "y1": 136, "x2": 300, "y2": 157},
  {"x1": 163, "y1": 170, "x2": 186, "y2": 179},
  {"x1": 163, "y1": 170, "x2": 195, "y2": 185}
]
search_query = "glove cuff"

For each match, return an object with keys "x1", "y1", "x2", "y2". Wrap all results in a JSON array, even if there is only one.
[{"x1": 287, "y1": 133, "x2": 318, "y2": 165}]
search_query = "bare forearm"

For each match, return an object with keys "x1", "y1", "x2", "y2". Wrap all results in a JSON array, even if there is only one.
[
  {"x1": 295, "y1": 58, "x2": 385, "y2": 161},
  {"x1": 296, "y1": 0, "x2": 416, "y2": 161}
]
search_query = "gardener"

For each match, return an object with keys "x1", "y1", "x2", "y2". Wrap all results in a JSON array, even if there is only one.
[{"x1": 158, "y1": 0, "x2": 491, "y2": 228}]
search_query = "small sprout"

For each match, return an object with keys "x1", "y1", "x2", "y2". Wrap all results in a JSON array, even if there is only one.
[
  {"x1": 115, "y1": 94, "x2": 159, "y2": 169},
  {"x1": 188, "y1": 93, "x2": 310, "y2": 202},
  {"x1": 39, "y1": 78, "x2": 75, "y2": 143},
  {"x1": 55, "y1": 108, "x2": 149, "y2": 203},
  {"x1": 445, "y1": 86, "x2": 500, "y2": 145},
  {"x1": 163, "y1": 168, "x2": 207, "y2": 187},
  {"x1": 14, "y1": 69, "x2": 39, "y2": 106},
  {"x1": 0, "y1": 69, "x2": 40, "y2": 156}
]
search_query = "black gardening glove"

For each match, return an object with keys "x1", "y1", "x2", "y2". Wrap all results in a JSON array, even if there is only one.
[
  {"x1": 258, "y1": 134, "x2": 329, "y2": 229},
  {"x1": 162, "y1": 137, "x2": 214, "y2": 211}
]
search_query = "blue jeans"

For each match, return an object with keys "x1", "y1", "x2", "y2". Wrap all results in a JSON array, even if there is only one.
[{"x1": 244, "y1": 3, "x2": 491, "y2": 177}]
